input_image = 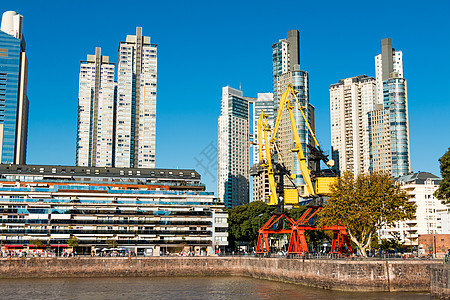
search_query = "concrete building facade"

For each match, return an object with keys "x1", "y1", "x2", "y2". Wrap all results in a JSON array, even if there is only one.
[
  {"x1": 0, "y1": 11, "x2": 28, "y2": 165},
  {"x1": 0, "y1": 164, "x2": 228, "y2": 255}
]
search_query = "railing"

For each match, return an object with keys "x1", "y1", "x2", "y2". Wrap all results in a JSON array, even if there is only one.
[
  {"x1": 217, "y1": 252, "x2": 438, "y2": 261},
  {"x1": 444, "y1": 254, "x2": 450, "y2": 264}
]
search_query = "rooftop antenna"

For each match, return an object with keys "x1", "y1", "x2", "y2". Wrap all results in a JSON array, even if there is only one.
[{"x1": 239, "y1": 82, "x2": 242, "y2": 91}]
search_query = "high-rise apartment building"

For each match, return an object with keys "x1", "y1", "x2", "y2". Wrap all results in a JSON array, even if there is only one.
[
  {"x1": 330, "y1": 38, "x2": 410, "y2": 178},
  {"x1": 374, "y1": 38, "x2": 410, "y2": 177},
  {"x1": 76, "y1": 47, "x2": 116, "y2": 167},
  {"x1": 0, "y1": 11, "x2": 28, "y2": 164},
  {"x1": 218, "y1": 86, "x2": 250, "y2": 208},
  {"x1": 76, "y1": 27, "x2": 157, "y2": 169},
  {"x1": 272, "y1": 30, "x2": 314, "y2": 186},
  {"x1": 329, "y1": 75, "x2": 377, "y2": 174},
  {"x1": 115, "y1": 27, "x2": 157, "y2": 168}
]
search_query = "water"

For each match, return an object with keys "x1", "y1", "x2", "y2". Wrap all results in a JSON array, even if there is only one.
[{"x1": 0, "y1": 276, "x2": 430, "y2": 299}]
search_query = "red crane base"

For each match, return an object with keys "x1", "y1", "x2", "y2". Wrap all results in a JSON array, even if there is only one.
[{"x1": 255, "y1": 207, "x2": 353, "y2": 256}]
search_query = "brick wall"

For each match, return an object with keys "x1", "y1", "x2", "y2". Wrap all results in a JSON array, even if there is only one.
[{"x1": 419, "y1": 234, "x2": 450, "y2": 256}]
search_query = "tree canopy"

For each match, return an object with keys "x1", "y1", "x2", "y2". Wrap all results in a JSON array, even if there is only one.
[
  {"x1": 227, "y1": 201, "x2": 274, "y2": 249},
  {"x1": 435, "y1": 147, "x2": 450, "y2": 203},
  {"x1": 317, "y1": 171, "x2": 416, "y2": 257},
  {"x1": 67, "y1": 235, "x2": 80, "y2": 247}
]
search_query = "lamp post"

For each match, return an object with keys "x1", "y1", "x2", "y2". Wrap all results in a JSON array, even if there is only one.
[
  {"x1": 257, "y1": 213, "x2": 263, "y2": 229},
  {"x1": 256, "y1": 214, "x2": 263, "y2": 253},
  {"x1": 409, "y1": 223, "x2": 412, "y2": 255}
]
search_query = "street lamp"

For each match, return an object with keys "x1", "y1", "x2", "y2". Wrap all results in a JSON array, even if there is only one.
[
  {"x1": 409, "y1": 223, "x2": 412, "y2": 255},
  {"x1": 257, "y1": 213, "x2": 263, "y2": 229}
]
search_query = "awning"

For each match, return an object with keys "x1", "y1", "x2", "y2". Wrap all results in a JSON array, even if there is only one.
[{"x1": 5, "y1": 245, "x2": 24, "y2": 248}]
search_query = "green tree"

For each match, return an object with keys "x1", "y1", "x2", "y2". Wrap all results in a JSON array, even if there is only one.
[
  {"x1": 435, "y1": 147, "x2": 450, "y2": 203},
  {"x1": 106, "y1": 238, "x2": 118, "y2": 248},
  {"x1": 67, "y1": 235, "x2": 80, "y2": 247},
  {"x1": 317, "y1": 171, "x2": 416, "y2": 257},
  {"x1": 227, "y1": 201, "x2": 274, "y2": 249},
  {"x1": 29, "y1": 239, "x2": 43, "y2": 247}
]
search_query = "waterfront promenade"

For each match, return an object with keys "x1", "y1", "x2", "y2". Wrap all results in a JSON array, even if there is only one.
[{"x1": 0, "y1": 256, "x2": 443, "y2": 293}]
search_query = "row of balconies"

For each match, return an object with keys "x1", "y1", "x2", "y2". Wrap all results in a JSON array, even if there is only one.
[
  {"x1": 0, "y1": 229, "x2": 212, "y2": 235},
  {"x1": 0, "y1": 239, "x2": 213, "y2": 246},
  {"x1": 0, "y1": 209, "x2": 213, "y2": 216},
  {"x1": 0, "y1": 219, "x2": 212, "y2": 226}
]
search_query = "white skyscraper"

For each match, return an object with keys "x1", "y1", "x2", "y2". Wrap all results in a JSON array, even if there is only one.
[
  {"x1": 76, "y1": 47, "x2": 115, "y2": 167},
  {"x1": 218, "y1": 86, "x2": 250, "y2": 208},
  {"x1": 115, "y1": 27, "x2": 157, "y2": 168},
  {"x1": 329, "y1": 75, "x2": 377, "y2": 174}
]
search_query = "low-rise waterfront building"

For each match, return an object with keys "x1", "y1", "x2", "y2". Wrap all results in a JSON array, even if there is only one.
[
  {"x1": 380, "y1": 172, "x2": 447, "y2": 251},
  {"x1": 0, "y1": 165, "x2": 228, "y2": 256}
]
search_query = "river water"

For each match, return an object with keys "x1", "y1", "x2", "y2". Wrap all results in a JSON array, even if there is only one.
[{"x1": 0, "y1": 276, "x2": 430, "y2": 299}]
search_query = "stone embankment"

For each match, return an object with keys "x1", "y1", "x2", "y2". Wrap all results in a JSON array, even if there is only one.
[
  {"x1": 431, "y1": 264, "x2": 450, "y2": 299},
  {"x1": 0, "y1": 257, "x2": 441, "y2": 292}
]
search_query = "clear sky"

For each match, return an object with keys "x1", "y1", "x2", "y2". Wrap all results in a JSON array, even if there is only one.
[{"x1": 3, "y1": 0, "x2": 449, "y2": 194}]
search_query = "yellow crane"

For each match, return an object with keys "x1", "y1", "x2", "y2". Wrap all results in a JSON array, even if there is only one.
[
  {"x1": 256, "y1": 84, "x2": 335, "y2": 207},
  {"x1": 255, "y1": 85, "x2": 353, "y2": 256}
]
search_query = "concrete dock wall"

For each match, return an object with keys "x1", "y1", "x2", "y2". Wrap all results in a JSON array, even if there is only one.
[
  {"x1": 431, "y1": 265, "x2": 450, "y2": 299},
  {"x1": 0, "y1": 257, "x2": 441, "y2": 292}
]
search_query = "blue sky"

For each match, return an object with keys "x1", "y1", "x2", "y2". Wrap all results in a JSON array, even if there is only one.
[{"x1": 3, "y1": 0, "x2": 449, "y2": 194}]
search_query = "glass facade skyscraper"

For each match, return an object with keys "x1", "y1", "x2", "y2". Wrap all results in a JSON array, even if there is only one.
[
  {"x1": 272, "y1": 30, "x2": 314, "y2": 187},
  {"x1": 0, "y1": 11, "x2": 28, "y2": 164},
  {"x1": 383, "y1": 77, "x2": 410, "y2": 177}
]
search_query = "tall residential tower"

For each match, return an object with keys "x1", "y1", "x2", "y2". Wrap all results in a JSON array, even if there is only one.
[
  {"x1": 76, "y1": 27, "x2": 157, "y2": 168},
  {"x1": 218, "y1": 86, "x2": 250, "y2": 208},
  {"x1": 0, "y1": 11, "x2": 28, "y2": 164},
  {"x1": 76, "y1": 48, "x2": 116, "y2": 167},
  {"x1": 115, "y1": 27, "x2": 157, "y2": 168},
  {"x1": 329, "y1": 75, "x2": 377, "y2": 174}
]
